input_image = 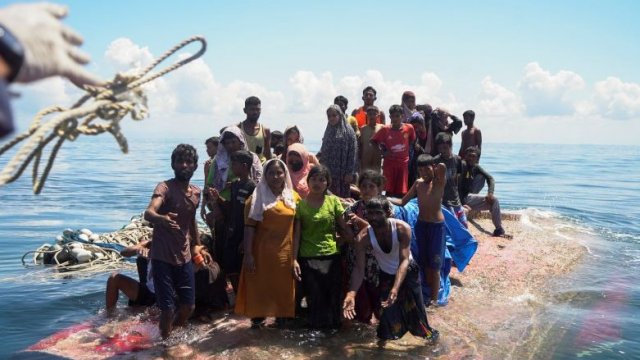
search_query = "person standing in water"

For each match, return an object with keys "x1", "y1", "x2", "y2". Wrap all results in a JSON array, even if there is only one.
[
  {"x1": 144, "y1": 144, "x2": 211, "y2": 339},
  {"x1": 343, "y1": 196, "x2": 438, "y2": 342}
]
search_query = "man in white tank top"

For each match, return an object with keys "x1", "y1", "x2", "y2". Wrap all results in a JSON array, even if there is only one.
[{"x1": 343, "y1": 196, "x2": 438, "y2": 342}]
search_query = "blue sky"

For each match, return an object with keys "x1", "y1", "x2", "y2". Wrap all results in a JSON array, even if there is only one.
[{"x1": 8, "y1": 0, "x2": 640, "y2": 145}]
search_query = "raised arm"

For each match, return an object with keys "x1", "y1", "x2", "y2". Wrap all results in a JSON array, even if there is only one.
[
  {"x1": 336, "y1": 214, "x2": 355, "y2": 244},
  {"x1": 390, "y1": 181, "x2": 417, "y2": 206},
  {"x1": 434, "y1": 163, "x2": 447, "y2": 187}
]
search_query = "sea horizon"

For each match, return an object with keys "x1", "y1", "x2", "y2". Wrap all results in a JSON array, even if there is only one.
[{"x1": 0, "y1": 139, "x2": 639, "y2": 358}]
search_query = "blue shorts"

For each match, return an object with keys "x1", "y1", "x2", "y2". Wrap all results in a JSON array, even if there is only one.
[
  {"x1": 415, "y1": 221, "x2": 445, "y2": 269},
  {"x1": 151, "y1": 259, "x2": 195, "y2": 312}
]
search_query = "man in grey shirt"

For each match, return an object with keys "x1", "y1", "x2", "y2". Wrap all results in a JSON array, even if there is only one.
[{"x1": 459, "y1": 146, "x2": 506, "y2": 237}]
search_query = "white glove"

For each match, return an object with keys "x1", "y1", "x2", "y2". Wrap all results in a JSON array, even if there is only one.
[{"x1": 0, "y1": 2, "x2": 101, "y2": 87}]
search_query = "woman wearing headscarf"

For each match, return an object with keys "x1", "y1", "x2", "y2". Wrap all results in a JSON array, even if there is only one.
[
  {"x1": 206, "y1": 126, "x2": 262, "y2": 197},
  {"x1": 285, "y1": 143, "x2": 313, "y2": 199},
  {"x1": 319, "y1": 104, "x2": 358, "y2": 198},
  {"x1": 281, "y1": 125, "x2": 319, "y2": 166},
  {"x1": 235, "y1": 159, "x2": 300, "y2": 328},
  {"x1": 401, "y1": 90, "x2": 417, "y2": 123},
  {"x1": 203, "y1": 126, "x2": 262, "y2": 262}
]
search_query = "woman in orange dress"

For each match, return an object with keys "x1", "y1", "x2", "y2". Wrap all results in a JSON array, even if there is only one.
[{"x1": 235, "y1": 159, "x2": 300, "y2": 328}]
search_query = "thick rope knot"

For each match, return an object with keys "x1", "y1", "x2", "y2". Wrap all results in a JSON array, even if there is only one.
[
  {"x1": 55, "y1": 118, "x2": 80, "y2": 141},
  {"x1": 0, "y1": 36, "x2": 207, "y2": 194}
]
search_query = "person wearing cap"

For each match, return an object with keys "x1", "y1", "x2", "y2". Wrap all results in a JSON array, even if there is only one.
[
  {"x1": 353, "y1": 86, "x2": 386, "y2": 128},
  {"x1": 359, "y1": 105, "x2": 384, "y2": 173}
]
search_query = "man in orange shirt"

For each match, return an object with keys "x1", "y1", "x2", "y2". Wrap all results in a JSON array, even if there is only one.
[{"x1": 353, "y1": 86, "x2": 386, "y2": 128}]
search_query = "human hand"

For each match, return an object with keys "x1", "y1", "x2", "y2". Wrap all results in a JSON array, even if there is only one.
[
  {"x1": 161, "y1": 212, "x2": 180, "y2": 231},
  {"x1": 381, "y1": 288, "x2": 398, "y2": 308},
  {"x1": 0, "y1": 3, "x2": 101, "y2": 87},
  {"x1": 485, "y1": 193, "x2": 495, "y2": 205},
  {"x1": 243, "y1": 253, "x2": 256, "y2": 273},
  {"x1": 208, "y1": 188, "x2": 220, "y2": 201},
  {"x1": 0, "y1": 2, "x2": 102, "y2": 87},
  {"x1": 347, "y1": 213, "x2": 368, "y2": 231},
  {"x1": 293, "y1": 259, "x2": 301, "y2": 281},
  {"x1": 199, "y1": 248, "x2": 213, "y2": 265},
  {"x1": 342, "y1": 293, "x2": 356, "y2": 320}
]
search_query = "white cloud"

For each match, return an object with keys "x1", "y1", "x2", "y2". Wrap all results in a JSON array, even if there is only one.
[
  {"x1": 477, "y1": 76, "x2": 523, "y2": 116},
  {"x1": 102, "y1": 38, "x2": 287, "y2": 136},
  {"x1": 592, "y1": 77, "x2": 640, "y2": 120},
  {"x1": 519, "y1": 62, "x2": 585, "y2": 116},
  {"x1": 104, "y1": 38, "x2": 154, "y2": 72}
]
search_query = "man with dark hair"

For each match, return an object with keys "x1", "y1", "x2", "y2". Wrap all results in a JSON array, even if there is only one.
[
  {"x1": 460, "y1": 146, "x2": 505, "y2": 236},
  {"x1": 458, "y1": 110, "x2": 482, "y2": 159},
  {"x1": 238, "y1": 96, "x2": 271, "y2": 161},
  {"x1": 144, "y1": 144, "x2": 211, "y2": 338},
  {"x1": 203, "y1": 136, "x2": 220, "y2": 187},
  {"x1": 343, "y1": 196, "x2": 438, "y2": 342},
  {"x1": 429, "y1": 108, "x2": 462, "y2": 156},
  {"x1": 434, "y1": 133, "x2": 467, "y2": 227},
  {"x1": 353, "y1": 86, "x2": 386, "y2": 127},
  {"x1": 370, "y1": 105, "x2": 416, "y2": 197},
  {"x1": 334, "y1": 95, "x2": 360, "y2": 137}
]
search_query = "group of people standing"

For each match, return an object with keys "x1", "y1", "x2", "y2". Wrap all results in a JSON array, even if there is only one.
[{"x1": 110, "y1": 87, "x2": 508, "y2": 345}]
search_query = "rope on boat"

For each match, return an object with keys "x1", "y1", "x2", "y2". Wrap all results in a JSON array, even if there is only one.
[
  {"x1": 21, "y1": 215, "x2": 153, "y2": 273},
  {"x1": 20, "y1": 214, "x2": 212, "y2": 276},
  {"x1": 0, "y1": 36, "x2": 207, "y2": 194}
]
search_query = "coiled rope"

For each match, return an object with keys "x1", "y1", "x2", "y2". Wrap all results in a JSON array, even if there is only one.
[{"x1": 0, "y1": 36, "x2": 207, "y2": 194}]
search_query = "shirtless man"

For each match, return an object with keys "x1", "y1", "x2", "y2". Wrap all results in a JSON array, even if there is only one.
[
  {"x1": 390, "y1": 154, "x2": 446, "y2": 305},
  {"x1": 458, "y1": 110, "x2": 482, "y2": 159},
  {"x1": 238, "y1": 96, "x2": 271, "y2": 161}
]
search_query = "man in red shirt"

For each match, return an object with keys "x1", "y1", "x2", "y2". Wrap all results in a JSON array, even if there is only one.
[
  {"x1": 371, "y1": 105, "x2": 416, "y2": 197},
  {"x1": 353, "y1": 86, "x2": 386, "y2": 128}
]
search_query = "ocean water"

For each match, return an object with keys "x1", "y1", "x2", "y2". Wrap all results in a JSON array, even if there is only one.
[{"x1": 0, "y1": 138, "x2": 639, "y2": 358}]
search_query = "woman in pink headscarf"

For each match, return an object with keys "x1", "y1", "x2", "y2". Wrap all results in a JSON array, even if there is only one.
[{"x1": 285, "y1": 143, "x2": 313, "y2": 198}]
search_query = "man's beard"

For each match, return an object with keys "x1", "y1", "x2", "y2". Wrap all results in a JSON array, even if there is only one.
[
  {"x1": 174, "y1": 169, "x2": 194, "y2": 182},
  {"x1": 369, "y1": 218, "x2": 386, "y2": 229}
]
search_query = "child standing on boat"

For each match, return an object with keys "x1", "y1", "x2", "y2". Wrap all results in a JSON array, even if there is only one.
[
  {"x1": 370, "y1": 104, "x2": 416, "y2": 197},
  {"x1": 207, "y1": 150, "x2": 257, "y2": 293},
  {"x1": 391, "y1": 154, "x2": 447, "y2": 306}
]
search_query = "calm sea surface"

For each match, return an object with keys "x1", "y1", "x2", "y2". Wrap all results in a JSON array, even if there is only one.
[{"x1": 0, "y1": 138, "x2": 639, "y2": 358}]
